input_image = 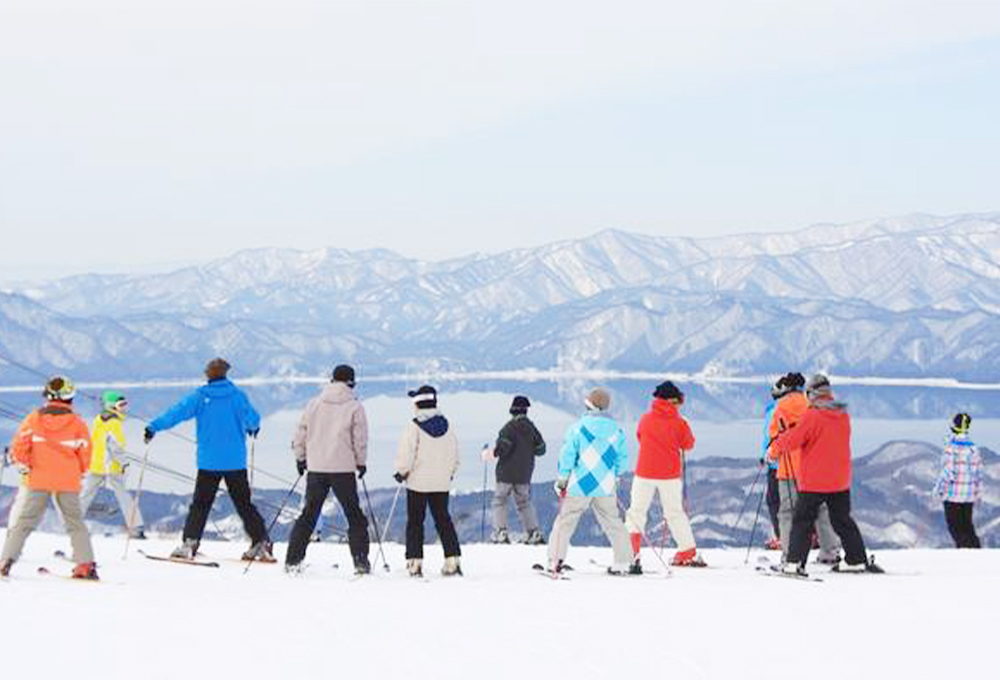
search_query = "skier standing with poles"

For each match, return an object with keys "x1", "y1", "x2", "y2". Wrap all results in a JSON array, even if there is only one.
[
  {"x1": 80, "y1": 391, "x2": 146, "y2": 539},
  {"x1": 766, "y1": 372, "x2": 841, "y2": 565},
  {"x1": 774, "y1": 374, "x2": 883, "y2": 576},
  {"x1": 0, "y1": 376, "x2": 99, "y2": 579},
  {"x1": 547, "y1": 388, "x2": 633, "y2": 576},
  {"x1": 144, "y1": 358, "x2": 273, "y2": 562},
  {"x1": 284, "y1": 365, "x2": 372, "y2": 575},
  {"x1": 624, "y1": 381, "x2": 705, "y2": 569},
  {"x1": 394, "y1": 385, "x2": 462, "y2": 578},
  {"x1": 487, "y1": 395, "x2": 546, "y2": 545}
]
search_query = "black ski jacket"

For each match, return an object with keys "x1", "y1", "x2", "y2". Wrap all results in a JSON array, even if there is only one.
[{"x1": 494, "y1": 415, "x2": 546, "y2": 484}]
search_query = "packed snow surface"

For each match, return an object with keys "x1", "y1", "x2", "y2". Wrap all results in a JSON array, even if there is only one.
[{"x1": 1, "y1": 533, "x2": 996, "y2": 679}]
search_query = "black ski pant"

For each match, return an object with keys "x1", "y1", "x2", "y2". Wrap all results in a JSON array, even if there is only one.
[
  {"x1": 943, "y1": 501, "x2": 981, "y2": 548},
  {"x1": 183, "y1": 469, "x2": 268, "y2": 544},
  {"x1": 286, "y1": 472, "x2": 370, "y2": 566},
  {"x1": 405, "y1": 490, "x2": 461, "y2": 560},
  {"x1": 787, "y1": 490, "x2": 866, "y2": 567},
  {"x1": 766, "y1": 468, "x2": 781, "y2": 538}
]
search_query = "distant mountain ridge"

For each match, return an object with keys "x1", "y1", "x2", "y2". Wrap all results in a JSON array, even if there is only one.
[{"x1": 2, "y1": 212, "x2": 1000, "y2": 383}]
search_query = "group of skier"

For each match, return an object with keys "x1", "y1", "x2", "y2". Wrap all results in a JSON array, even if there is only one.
[{"x1": 0, "y1": 358, "x2": 986, "y2": 581}]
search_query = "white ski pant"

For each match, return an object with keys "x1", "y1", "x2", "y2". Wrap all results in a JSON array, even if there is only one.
[
  {"x1": 778, "y1": 478, "x2": 841, "y2": 562},
  {"x1": 625, "y1": 476, "x2": 696, "y2": 552},
  {"x1": 547, "y1": 495, "x2": 632, "y2": 567},
  {"x1": 1, "y1": 491, "x2": 95, "y2": 564},
  {"x1": 80, "y1": 473, "x2": 144, "y2": 531}
]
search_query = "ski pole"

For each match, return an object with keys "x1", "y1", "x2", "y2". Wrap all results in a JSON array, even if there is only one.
[
  {"x1": 480, "y1": 458, "x2": 488, "y2": 543},
  {"x1": 378, "y1": 484, "x2": 403, "y2": 559},
  {"x1": 122, "y1": 443, "x2": 152, "y2": 561},
  {"x1": 615, "y1": 491, "x2": 672, "y2": 575},
  {"x1": 248, "y1": 436, "x2": 256, "y2": 492},
  {"x1": 360, "y1": 476, "x2": 390, "y2": 573},
  {"x1": 744, "y1": 480, "x2": 767, "y2": 565},
  {"x1": 731, "y1": 464, "x2": 763, "y2": 531},
  {"x1": 244, "y1": 473, "x2": 303, "y2": 575}
]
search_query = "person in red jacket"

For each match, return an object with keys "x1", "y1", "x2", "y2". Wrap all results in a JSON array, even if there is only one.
[
  {"x1": 624, "y1": 381, "x2": 705, "y2": 569},
  {"x1": 0, "y1": 376, "x2": 98, "y2": 579},
  {"x1": 773, "y1": 374, "x2": 882, "y2": 576}
]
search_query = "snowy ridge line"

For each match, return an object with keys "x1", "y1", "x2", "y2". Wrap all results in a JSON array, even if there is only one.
[{"x1": 2, "y1": 370, "x2": 1000, "y2": 393}]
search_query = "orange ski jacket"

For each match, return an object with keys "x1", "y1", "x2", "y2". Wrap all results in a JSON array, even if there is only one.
[{"x1": 9, "y1": 402, "x2": 92, "y2": 492}]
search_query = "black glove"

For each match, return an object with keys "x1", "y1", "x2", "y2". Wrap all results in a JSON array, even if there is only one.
[
  {"x1": 357, "y1": 465, "x2": 367, "y2": 479},
  {"x1": 296, "y1": 459, "x2": 307, "y2": 476},
  {"x1": 393, "y1": 472, "x2": 406, "y2": 484},
  {"x1": 247, "y1": 428, "x2": 260, "y2": 439},
  {"x1": 143, "y1": 427, "x2": 155, "y2": 444}
]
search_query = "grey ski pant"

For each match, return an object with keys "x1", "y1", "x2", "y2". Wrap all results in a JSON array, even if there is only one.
[
  {"x1": 1, "y1": 490, "x2": 95, "y2": 564},
  {"x1": 80, "y1": 473, "x2": 144, "y2": 531},
  {"x1": 778, "y1": 478, "x2": 841, "y2": 562},
  {"x1": 492, "y1": 482, "x2": 540, "y2": 532},
  {"x1": 547, "y1": 495, "x2": 632, "y2": 567}
]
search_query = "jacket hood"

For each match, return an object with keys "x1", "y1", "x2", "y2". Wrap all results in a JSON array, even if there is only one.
[
  {"x1": 201, "y1": 379, "x2": 237, "y2": 399},
  {"x1": 415, "y1": 410, "x2": 449, "y2": 438},
  {"x1": 651, "y1": 399, "x2": 681, "y2": 417},
  {"x1": 38, "y1": 402, "x2": 78, "y2": 432},
  {"x1": 810, "y1": 397, "x2": 848, "y2": 412},
  {"x1": 320, "y1": 382, "x2": 356, "y2": 405}
]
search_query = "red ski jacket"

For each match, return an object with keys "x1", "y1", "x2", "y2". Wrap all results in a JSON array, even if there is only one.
[
  {"x1": 635, "y1": 400, "x2": 695, "y2": 480},
  {"x1": 773, "y1": 403, "x2": 852, "y2": 493}
]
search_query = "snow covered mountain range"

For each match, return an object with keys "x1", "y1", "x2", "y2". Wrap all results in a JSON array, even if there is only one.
[{"x1": 2, "y1": 212, "x2": 1000, "y2": 383}]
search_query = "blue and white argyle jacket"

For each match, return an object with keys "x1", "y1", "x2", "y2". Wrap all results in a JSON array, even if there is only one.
[{"x1": 557, "y1": 413, "x2": 628, "y2": 497}]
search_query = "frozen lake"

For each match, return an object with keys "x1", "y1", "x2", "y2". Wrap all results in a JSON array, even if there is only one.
[{"x1": 2, "y1": 377, "x2": 1000, "y2": 493}]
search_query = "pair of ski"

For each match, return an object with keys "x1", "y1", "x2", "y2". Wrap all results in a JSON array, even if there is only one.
[{"x1": 532, "y1": 559, "x2": 663, "y2": 580}]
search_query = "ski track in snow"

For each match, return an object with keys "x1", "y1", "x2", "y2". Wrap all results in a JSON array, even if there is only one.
[{"x1": 0, "y1": 533, "x2": 996, "y2": 679}]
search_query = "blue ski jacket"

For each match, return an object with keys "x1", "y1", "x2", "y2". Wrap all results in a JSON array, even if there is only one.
[{"x1": 148, "y1": 379, "x2": 260, "y2": 471}]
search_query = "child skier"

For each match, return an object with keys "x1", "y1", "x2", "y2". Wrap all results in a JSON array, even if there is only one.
[
  {"x1": 80, "y1": 391, "x2": 146, "y2": 539},
  {"x1": 394, "y1": 385, "x2": 462, "y2": 577},
  {"x1": 625, "y1": 381, "x2": 704, "y2": 569},
  {"x1": 144, "y1": 358, "x2": 273, "y2": 561},
  {"x1": 489, "y1": 395, "x2": 546, "y2": 545},
  {"x1": 773, "y1": 374, "x2": 883, "y2": 575},
  {"x1": 285, "y1": 365, "x2": 372, "y2": 575},
  {"x1": 0, "y1": 376, "x2": 99, "y2": 579},
  {"x1": 548, "y1": 388, "x2": 633, "y2": 575},
  {"x1": 933, "y1": 413, "x2": 983, "y2": 548},
  {"x1": 767, "y1": 372, "x2": 841, "y2": 564}
]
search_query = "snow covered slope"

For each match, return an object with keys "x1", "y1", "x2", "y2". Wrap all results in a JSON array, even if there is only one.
[
  {"x1": 5, "y1": 212, "x2": 1000, "y2": 381},
  {"x1": 0, "y1": 533, "x2": 996, "y2": 680}
]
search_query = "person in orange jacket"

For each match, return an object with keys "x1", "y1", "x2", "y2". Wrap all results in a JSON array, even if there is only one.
[
  {"x1": 773, "y1": 374, "x2": 882, "y2": 576},
  {"x1": 625, "y1": 381, "x2": 705, "y2": 569},
  {"x1": 0, "y1": 376, "x2": 99, "y2": 580},
  {"x1": 766, "y1": 372, "x2": 841, "y2": 565}
]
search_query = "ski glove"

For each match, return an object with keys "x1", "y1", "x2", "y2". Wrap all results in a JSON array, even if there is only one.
[
  {"x1": 554, "y1": 478, "x2": 568, "y2": 495},
  {"x1": 143, "y1": 427, "x2": 155, "y2": 444},
  {"x1": 356, "y1": 465, "x2": 367, "y2": 479},
  {"x1": 393, "y1": 472, "x2": 407, "y2": 484},
  {"x1": 296, "y1": 459, "x2": 307, "y2": 476},
  {"x1": 247, "y1": 428, "x2": 260, "y2": 438}
]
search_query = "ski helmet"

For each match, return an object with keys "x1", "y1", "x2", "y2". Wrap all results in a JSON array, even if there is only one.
[
  {"x1": 772, "y1": 372, "x2": 806, "y2": 399},
  {"x1": 204, "y1": 357, "x2": 231, "y2": 381},
  {"x1": 510, "y1": 395, "x2": 531, "y2": 414},
  {"x1": 44, "y1": 375, "x2": 76, "y2": 402},
  {"x1": 805, "y1": 374, "x2": 832, "y2": 401},
  {"x1": 952, "y1": 413, "x2": 972, "y2": 435},
  {"x1": 102, "y1": 390, "x2": 128, "y2": 414},
  {"x1": 653, "y1": 381, "x2": 684, "y2": 403}
]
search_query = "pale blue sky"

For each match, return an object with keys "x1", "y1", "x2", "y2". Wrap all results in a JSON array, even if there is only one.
[{"x1": 1, "y1": 0, "x2": 999, "y2": 276}]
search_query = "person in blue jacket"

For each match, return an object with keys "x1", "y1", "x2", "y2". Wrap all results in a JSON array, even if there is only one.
[{"x1": 144, "y1": 358, "x2": 272, "y2": 561}]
